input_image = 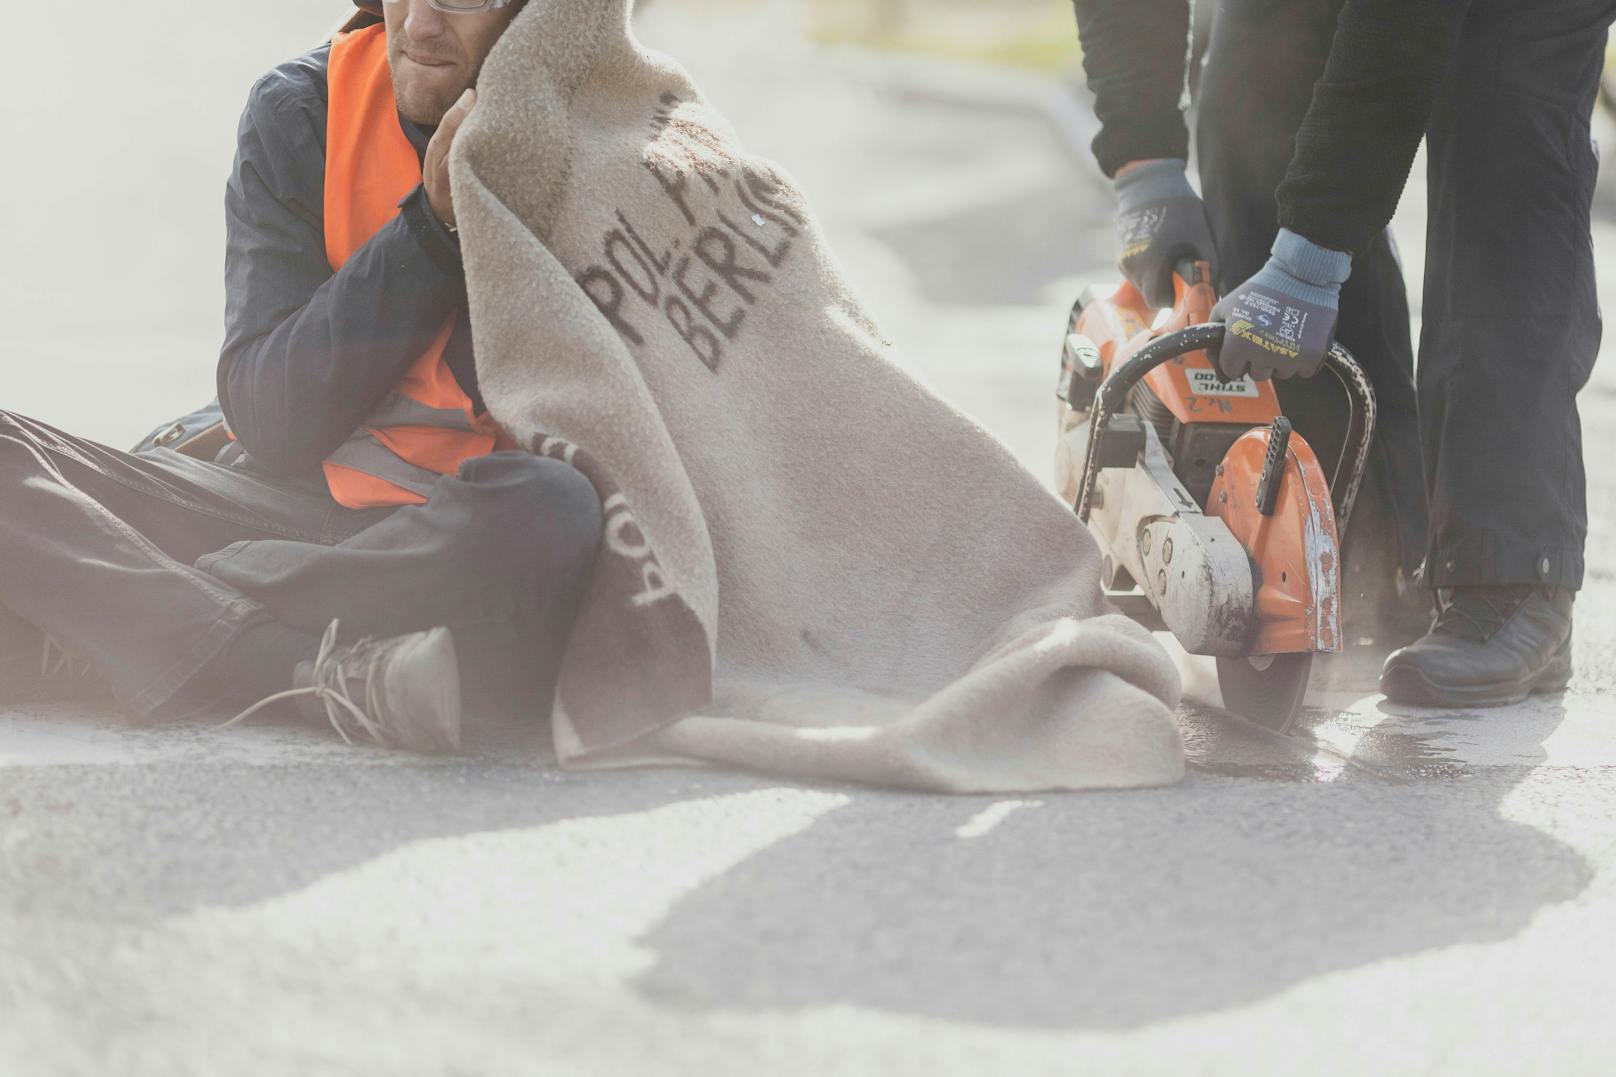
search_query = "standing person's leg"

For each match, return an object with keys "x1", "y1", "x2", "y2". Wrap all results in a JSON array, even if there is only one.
[
  {"x1": 196, "y1": 452, "x2": 604, "y2": 729},
  {"x1": 1383, "y1": 0, "x2": 1615, "y2": 703},
  {"x1": 1196, "y1": 0, "x2": 1430, "y2": 645}
]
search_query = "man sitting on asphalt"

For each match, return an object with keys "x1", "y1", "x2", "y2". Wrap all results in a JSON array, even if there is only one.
[
  {"x1": 1072, "y1": 0, "x2": 1608, "y2": 707},
  {"x1": 0, "y1": 0, "x2": 601, "y2": 750}
]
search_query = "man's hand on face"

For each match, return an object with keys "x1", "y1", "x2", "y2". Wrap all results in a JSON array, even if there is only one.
[
  {"x1": 424, "y1": 87, "x2": 475, "y2": 230},
  {"x1": 1210, "y1": 228, "x2": 1352, "y2": 382},
  {"x1": 384, "y1": 0, "x2": 524, "y2": 229}
]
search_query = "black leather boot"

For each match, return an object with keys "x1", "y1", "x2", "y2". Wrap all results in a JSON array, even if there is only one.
[{"x1": 1379, "y1": 585, "x2": 1573, "y2": 707}]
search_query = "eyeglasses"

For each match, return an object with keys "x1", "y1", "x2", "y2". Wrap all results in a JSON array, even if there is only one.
[{"x1": 380, "y1": 0, "x2": 517, "y2": 14}]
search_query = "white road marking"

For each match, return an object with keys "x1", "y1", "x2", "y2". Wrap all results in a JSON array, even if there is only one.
[
  {"x1": 1306, "y1": 693, "x2": 1389, "y2": 782},
  {"x1": 955, "y1": 799, "x2": 1042, "y2": 839}
]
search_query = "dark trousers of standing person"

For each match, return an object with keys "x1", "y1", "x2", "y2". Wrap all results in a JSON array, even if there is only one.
[
  {"x1": 1196, "y1": 0, "x2": 1429, "y2": 642},
  {"x1": 0, "y1": 410, "x2": 602, "y2": 727},
  {"x1": 1198, "y1": 0, "x2": 1611, "y2": 602}
]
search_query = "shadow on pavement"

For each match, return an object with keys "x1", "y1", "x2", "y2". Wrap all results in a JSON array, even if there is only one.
[
  {"x1": 0, "y1": 736, "x2": 776, "y2": 926},
  {"x1": 632, "y1": 700, "x2": 1590, "y2": 1029}
]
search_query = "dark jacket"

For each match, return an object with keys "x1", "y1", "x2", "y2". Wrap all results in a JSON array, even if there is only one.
[
  {"x1": 1073, "y1": 0, "x2": 1475, "y2": 254},
  {"x1": 168, "y1": 42, "x2": 482, "y2": 476}
]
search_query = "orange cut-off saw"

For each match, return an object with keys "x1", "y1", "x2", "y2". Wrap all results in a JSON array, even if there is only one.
[{"x1": 1055, "y1": 260, "x2": 1376, "y2": 731}]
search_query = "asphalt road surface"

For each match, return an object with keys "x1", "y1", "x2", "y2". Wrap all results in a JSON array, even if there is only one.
[{"x1": 3, "y1": 3, "x2": 1614, "y2": 1074}]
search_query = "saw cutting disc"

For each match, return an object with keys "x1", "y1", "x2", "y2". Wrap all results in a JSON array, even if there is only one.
[{"x1": 1216, "y1": 652, "x2": 1312, "y2": 734}]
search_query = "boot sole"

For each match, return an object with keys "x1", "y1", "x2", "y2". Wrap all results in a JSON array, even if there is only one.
[{"x1": 1380, "y1": 642, "x2": 1572, "y2": 708}]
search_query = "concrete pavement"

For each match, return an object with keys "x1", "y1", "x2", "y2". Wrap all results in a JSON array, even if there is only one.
[{"x1": 3, "y1": 2, "x2": 1615, "y2": 1073}]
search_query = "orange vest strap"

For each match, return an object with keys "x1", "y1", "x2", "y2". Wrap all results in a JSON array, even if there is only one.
[
  {"x1": 324, "y1": 24, "x2": 422, "y2": 271},
  {"x1": 320, "y1": 22, "x2": 498, "y2": 511}
]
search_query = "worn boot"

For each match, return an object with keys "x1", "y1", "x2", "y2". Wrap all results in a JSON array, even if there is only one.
[
  {"x1": 219, "y1": 620, "x2": 462, "y2": 753},
  {"x1": 1379, "y1": 585, "x2": 1573, "y2": 707}
]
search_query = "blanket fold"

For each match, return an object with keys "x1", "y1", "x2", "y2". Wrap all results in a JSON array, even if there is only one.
[{"x1": 452, "y1": 0, "x2": 1185, "y2": 792}]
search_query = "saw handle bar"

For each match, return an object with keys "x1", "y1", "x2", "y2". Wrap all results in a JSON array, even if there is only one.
[{"x1": 1073, "y1": 324, "x2": 1376, "y2": 535}]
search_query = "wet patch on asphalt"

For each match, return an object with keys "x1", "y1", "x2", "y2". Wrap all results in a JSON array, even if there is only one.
[{"x1": 1180, "y1": 703, "x2": 1480, "y2": 784}]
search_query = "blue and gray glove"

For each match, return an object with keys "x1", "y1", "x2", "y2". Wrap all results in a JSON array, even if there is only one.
[
  {"x1": 1114, "y1": 159, "x2": 1220, "y2": 310},
  {"x1": 1211, "y1": 229, "x2": 1352, "y2": 381}
]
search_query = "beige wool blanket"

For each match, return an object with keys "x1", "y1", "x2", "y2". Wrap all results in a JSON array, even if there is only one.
[{"x1": 451, "y1": 0, "x2": 1185, "y2": 792}]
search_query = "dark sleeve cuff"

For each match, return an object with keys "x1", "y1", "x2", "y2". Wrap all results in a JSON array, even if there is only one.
[
  {"x1": 1275, "y1": 205, "x2": 1367, "y2": 258},
  {"x1": 399, "y1": 183, "x2": 464, "y2": 278},
  {"x1": 1091, "y1": 114, "x2": 1191, "y2": 180}
]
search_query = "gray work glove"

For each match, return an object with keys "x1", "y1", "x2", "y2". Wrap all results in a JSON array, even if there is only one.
[
  {"x1": 1211, "y1": 228, "x2": 1352, "y2": 381},
  {"x1": 1114, "y1": 159, "x2": 1220, "y2": 310}
]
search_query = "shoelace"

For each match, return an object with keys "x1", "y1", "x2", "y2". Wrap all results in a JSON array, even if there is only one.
[
  {"x1": 39, "y1": 634, "x2": 96, "y2": 681},
  {"x1": 1431, "y1": 587, "x2": 1532, "y2": 642},
  {"x1": 214, "y1": 620, "x2": 390, "y2": 746}
]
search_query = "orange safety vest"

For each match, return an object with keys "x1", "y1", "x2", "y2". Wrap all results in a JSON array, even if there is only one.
[{"x1": 320, "y1": 21, "x2": 503, "y2": 509}]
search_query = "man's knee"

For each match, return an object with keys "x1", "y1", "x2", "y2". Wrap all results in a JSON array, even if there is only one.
[
  {"x1": 456, "y1": 452, "x2": 604, "y2": 582},
  {"x1": 515, "y1": 455, "x2": 605, "y2": 581}
]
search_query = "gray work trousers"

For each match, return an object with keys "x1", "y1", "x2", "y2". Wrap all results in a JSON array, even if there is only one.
[{"x1": 0, "y1": 410, "x2": 601, "y2": 723}]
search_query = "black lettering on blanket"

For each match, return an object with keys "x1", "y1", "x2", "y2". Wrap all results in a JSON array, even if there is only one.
[
  {"x1": 673, "y1": 244, "x2": 745, "y2": 340},
  {"x1": 601, "y1": 491, "x2": 677, "y2": 608},
  {"x1": 620, "y1": 212, "x2": 673, "y2": 277},
  {"x1": 717, "y1": 207, "x2": 792, "y2": 268},
  {"x1": 534, "y1": 437, "x2": 678, "y2": 612},
  {"x1": 577, "y1": 92, "x2": 804, "y2": 373},
  {"x1": 737, "y1": 168, "x2": 807, "y2": 230},
  {"x1": 647, "y1": 92, "x2": 733, "y2": 191},
  {"x1": 605, "y1": 227, "x2": 661, "y2": 306},
  {"x1": 664, "y1": 295, "x2": 723, "y2": 372},
  {"x1": 577, "y1": 266, "x2": 643, "y2": 346},
  {"x1": 694, "y1": 227, "x2": 768, "y2": 306},
  {"x1": 645, "y1": 158, "x2": 698, "y2": 228}
]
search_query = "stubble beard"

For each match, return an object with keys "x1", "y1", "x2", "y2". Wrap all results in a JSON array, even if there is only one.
[
  {"x1": 396, "y1": 82, "x2": 458, "y2": 127},
  {"x1": 388, "y1": 40, "x2": 472, "y2": 127}
]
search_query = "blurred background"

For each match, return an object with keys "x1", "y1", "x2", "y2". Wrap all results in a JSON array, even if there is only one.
[
  {"x1": 6, "y1": 10, "x2": 1616, "y2": 1066},
  {"x1": 801, "y1": 0, "x2": 1083, "y2": 70},
  {"x1": 0, "y1": 0, "x2": 1118, "y2": 460},
  {"x1": 4, "y1": 0, "x2": 1616, "y2": 477}
]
